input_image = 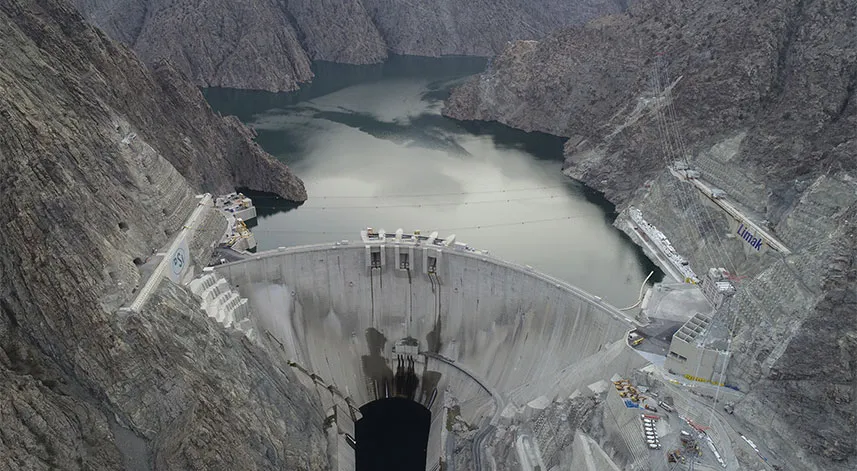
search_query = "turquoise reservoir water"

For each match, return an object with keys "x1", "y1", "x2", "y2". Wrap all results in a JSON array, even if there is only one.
[{"x1": 205, "y1": 56, "x2": 660, "y2": 307}]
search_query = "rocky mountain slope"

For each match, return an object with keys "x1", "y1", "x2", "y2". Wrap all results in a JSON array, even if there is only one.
[
  {"x1": 73, "y1": 0, "x2": 627, "y2": 91},
  {"x1": 0, "y1": 0, "x2": 322, "y2": 469},
  {"x1": 445, "y1": 0, "x2": 857, "y2": 469}
]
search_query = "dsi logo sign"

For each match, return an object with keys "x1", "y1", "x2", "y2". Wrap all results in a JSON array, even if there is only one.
[
  {"x1": 737, "y1": 223, "x2": 763, "y2": 250},
  {"x1": 167, "y1": 237, "x2": 190, "y2": 283},
  {"x1": 171, "y1": 248, "x2": 187, "y2": 276}
]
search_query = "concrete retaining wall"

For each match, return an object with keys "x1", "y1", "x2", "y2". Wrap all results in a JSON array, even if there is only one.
[
  {"x1": 603, "y1": 387, "x2": 651, "y2": 470},
  {"x1": 570, "y1": 430, "x2": 623, "y2": 471}
]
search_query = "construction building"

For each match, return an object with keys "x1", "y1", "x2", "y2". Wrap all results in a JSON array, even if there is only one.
[{"x1": 664, "y1": 312, "x2": 730, "y2": 385}]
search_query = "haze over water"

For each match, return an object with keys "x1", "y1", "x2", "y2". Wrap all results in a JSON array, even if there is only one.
[{"x1": 205, "y1": 56, "x2": 660, "y2": 307}]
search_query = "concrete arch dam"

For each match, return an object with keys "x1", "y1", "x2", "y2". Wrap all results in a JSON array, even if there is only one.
[{"x1": 213, "y1": 236, "x2": 641, "y2": 417}]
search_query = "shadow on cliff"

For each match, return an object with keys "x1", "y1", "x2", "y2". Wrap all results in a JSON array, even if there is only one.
[{"x1": 236, "y1": 188, "x2": 303, "y2": 224}]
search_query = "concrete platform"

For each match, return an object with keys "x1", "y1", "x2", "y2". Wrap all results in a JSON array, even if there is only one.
[
  {"x1": 633, "y1": 318, "x2": 683, "y2": 358},
  {"x1": 643, "y1": 282, "x2": 712, "y2": 324}
]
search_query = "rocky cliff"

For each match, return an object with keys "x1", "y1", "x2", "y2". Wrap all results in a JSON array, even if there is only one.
[
  {"x1": 444, "y1": 0, "x2": 857, "y2": 468},
  {"x1": 73, "y1": 0, "x2": 627, "y2": 92},
  {"x1": 0, "y1": 0, "x2": 322, "y2": 469}
]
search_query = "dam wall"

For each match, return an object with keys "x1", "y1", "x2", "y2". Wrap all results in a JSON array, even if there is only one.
[{"x1": 214, "y1": 239, "x2": 636, "y2": 409}]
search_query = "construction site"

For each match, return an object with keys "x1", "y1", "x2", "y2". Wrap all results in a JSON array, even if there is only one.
[
  {"x1": 128, "y1": 187, "x2": 777, "y2": 470},
  {"x1": 117, "y1": 60, "x2": 807, "y2": 471}
]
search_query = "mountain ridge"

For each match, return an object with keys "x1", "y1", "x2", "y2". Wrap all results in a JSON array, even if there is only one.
[
  {"x1": 73, "y1": 0, "x2": 628, "y2": 91},
  {"x1": 0, "y1": 0, "x2": 323, "y2": 468},
  {"x1": 443, "y1": 0, "x2": 857, "y2": 468}
]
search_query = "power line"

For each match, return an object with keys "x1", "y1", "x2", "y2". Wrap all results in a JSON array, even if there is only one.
[
  {"x1": 650, "y1": 59, "x2": 720, "y2": 273},
  {"x1": 245, "y1": 184, "x2": 573, "y2": 199},
  {"x1": 651, "y1": 56, "x2": 745, "y2": 437},
  {"x1": 659, "y1": 59, "x2": 749, "y2": 430},
  {"x1": 653, "y1": 57, "x2": 788, "y2": 445},
  {"x1": 251, "y1": 214, "x2": 602, "y2": 235},
  {"x1": 251, "y1": 193, "x2": 572, "y2": 211}
]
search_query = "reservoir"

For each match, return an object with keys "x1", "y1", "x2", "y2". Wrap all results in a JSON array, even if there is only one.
[{"x1": 204, "y1": 56, "x2": 660, "y2": 307}]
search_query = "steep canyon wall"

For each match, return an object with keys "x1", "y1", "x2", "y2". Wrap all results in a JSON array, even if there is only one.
[
  {"x1": 443, "y1": 0, "x2": 857, "y2": 468},
  {"x1": 73, "y1": 0, "x2": 628, "y2": 91},
  {"x1": 0, "y1": 0, "x2": 322, "y2": 468}
]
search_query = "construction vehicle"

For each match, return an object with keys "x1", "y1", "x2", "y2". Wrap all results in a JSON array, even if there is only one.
[
  {"x1": 667, "y1": 450, "x2": 683, "y2": 463},
  {"x1": 682, "y1": 416, "x2": 710, "y2": 432}
]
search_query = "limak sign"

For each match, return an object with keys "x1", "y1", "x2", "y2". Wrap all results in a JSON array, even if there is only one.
[{"x1": 736, "y1": 223, "x2": 764, "y2": 251}]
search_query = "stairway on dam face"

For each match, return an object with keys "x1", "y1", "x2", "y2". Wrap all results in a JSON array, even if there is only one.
[{"x1": 188, "y1": 272, "x2": 255, "y2": 338}]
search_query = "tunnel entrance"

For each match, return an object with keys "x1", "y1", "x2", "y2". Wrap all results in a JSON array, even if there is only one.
[
  {"x1": 355, "y1": 397, "x2": 430, "y2": 471},
  {"x1": 356, "y1": 354, "x2": 430, "y2": 470}
]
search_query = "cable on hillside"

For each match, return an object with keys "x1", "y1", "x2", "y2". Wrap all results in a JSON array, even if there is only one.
[
  {"x1": 244, "y1": 184, "x2": 573, "y2": 199},
  {"x1": 250, "y1": 193, "x2": 572, "y2": 211},
  {"x1": 250, "y1": 214, "x2": 603, "y2": 235}
]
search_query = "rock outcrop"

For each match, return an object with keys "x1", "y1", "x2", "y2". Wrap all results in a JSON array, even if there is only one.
[
  {"x1": 360, "y1": 0, "x2": 626, "y2": 58},
  {"x1": 73, "y1": 0, "x2": 627, "y2": 91},
  {"x1": 444, "y1": 0, "x2": 857, "y2": 468},
  {"x1": 0, "y1": 0, "x2": 322, "y2": 469}
]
